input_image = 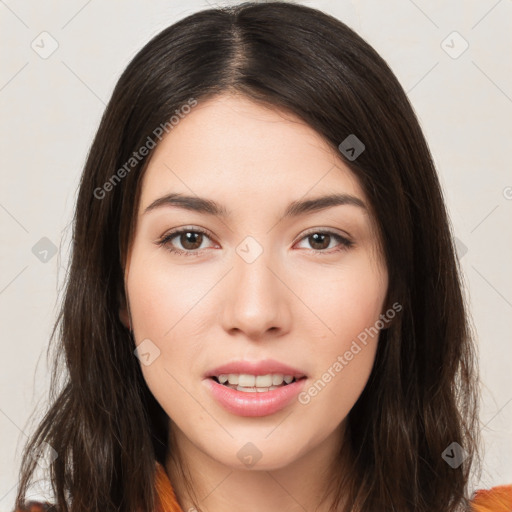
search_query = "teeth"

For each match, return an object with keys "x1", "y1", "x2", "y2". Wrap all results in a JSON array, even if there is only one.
[
  {"x1": 239, "y1": 374, "x2": 256, "y2": 387},
  {"x1": 216, "y1": 373, "x2": 296, "y2": 388},
  {"x1": 239, "y1": 385, "x2": 280, "y2": 393},
  {"x1": 272, "y1": 374, "x2": 284, "y2": 385}
]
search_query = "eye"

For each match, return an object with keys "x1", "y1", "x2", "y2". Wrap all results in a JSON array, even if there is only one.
[
  {"x1": 156, "y1": 227, "x2": 354, "y2": 256},
  {"x1": 295, "y1": 230, "x2": 354, "y2": 253},
  {"x1": 156, "y1": 227, "x2": 216, "y2": 256}
]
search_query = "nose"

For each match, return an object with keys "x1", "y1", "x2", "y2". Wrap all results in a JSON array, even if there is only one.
[{"x1": 220, "y1": 241, "x2": 292, "y2": 340}]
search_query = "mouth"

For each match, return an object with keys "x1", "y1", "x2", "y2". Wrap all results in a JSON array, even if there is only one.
[
  {"x1": 205, "y1": 359, "x2": 308, "y2": 394},
  {"x1": 205, "y1": 372, "x2": 308, "y2": 417},
  {"x1": 209, "y1": 374, "x2": 307, "y2": 393}
]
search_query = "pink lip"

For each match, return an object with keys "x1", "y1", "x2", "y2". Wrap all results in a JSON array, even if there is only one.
[
  {"x1": 204, "y1": 377, "x2": 307, "y2": 417},
  {"x1": 204, "y1": 359, "x2": 307, "y2": 379}
]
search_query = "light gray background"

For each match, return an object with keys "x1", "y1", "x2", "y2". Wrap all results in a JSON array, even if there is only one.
[{"x1": 1, "y1": 0, "x2": 511, "y2": 508}]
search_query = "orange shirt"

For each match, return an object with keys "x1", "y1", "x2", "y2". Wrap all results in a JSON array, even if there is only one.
[
  {"x1": 470, "y1": 484, "x2": 512, "y2": 512},
  {"x1": 14, "y1": 461, "x2": 512, "y2": 512},
  {"x1": 153, "y1": 462, "x2": 512, "y2": 512}
]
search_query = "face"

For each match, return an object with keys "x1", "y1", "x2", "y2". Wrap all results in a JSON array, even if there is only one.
[{"x1": 121, "y1": 93, "x2": 388, "y2": 471}]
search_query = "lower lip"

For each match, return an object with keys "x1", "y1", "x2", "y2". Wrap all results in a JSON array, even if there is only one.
[{"x1": 205, "y1": 377, "x2": 307, "y2": 417}]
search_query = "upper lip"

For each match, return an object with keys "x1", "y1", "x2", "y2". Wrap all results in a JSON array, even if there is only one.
[{"x1": 205, "y1": 359, "x2": 307, "y2": 379}]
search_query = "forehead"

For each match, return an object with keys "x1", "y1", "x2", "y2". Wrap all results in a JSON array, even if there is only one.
[{"x1": 138, "y1": 94, "x2": 366, "y2": 213}]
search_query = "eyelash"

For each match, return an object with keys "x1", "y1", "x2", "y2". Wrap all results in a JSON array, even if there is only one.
[{"x1": 156, "y1": 227, "x2": 354, "y2": 257}]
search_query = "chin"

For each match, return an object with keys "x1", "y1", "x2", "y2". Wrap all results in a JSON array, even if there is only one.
[{"x1": 206, "y1": 437, "x2": 309, "y2": 472}]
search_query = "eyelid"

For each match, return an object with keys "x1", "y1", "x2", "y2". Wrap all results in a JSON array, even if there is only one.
[
  {"x1": 297, "y1": 226, "x2": 353, "y2": 242},
  {"x1": 164, "y1": 225, "x2": 216, "y2": 240}
]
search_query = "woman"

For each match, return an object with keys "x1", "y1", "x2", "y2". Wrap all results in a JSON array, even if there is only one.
[{"x1": 13, "y1": 2, "x2": 512, "y2": 511}]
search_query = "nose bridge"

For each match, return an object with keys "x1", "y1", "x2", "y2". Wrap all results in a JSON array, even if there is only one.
[
  {"x1": 234, "y1": 234, "x2": 279, "y2": 304},
  {"x1": 222, "y1": 234, "x2": 290, "y2": 336}
]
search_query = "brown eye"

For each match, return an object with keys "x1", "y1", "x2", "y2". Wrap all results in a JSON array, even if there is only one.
[
  {"x1": 296, "y1": 230, "x2": 354, "y2": 253},
  {"x1": 178, "y1": 231, "x2": 204, "y2": 251},
  {"x1": 157, "y1": 227, "x2": 215, "y2": 256},
  {"x1": 308, "y1": 233, "x2": 331, "y2": 250}
]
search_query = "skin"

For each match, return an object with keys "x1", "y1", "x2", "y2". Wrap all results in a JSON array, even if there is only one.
[{"x1": 120, "y1": 93, "x2": 389, "y2": 512}]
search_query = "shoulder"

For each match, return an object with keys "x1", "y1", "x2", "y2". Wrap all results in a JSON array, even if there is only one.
[
  {"x1": 13, "y1": 502, "x2": 56, "y2": 512},
  {"x1": 471, "y1": 484, "x2": 512, "y2": 512},
  {"x1": 14, "y1": 483, "x2": 512, "y2": 512}
]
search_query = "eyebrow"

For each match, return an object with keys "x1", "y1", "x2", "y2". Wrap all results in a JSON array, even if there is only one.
[{"x1": 143, "y1": 192, "x2": 367, "y2": 218}]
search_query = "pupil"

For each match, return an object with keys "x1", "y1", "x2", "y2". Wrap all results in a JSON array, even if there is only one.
[
  {"x1": 310, "y1": 233, "x2": 329, "y2": 250},
  {"x1": 182, "y1": 232, "x2": 202, "y2": 250}
]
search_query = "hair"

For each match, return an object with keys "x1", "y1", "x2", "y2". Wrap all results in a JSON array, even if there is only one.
[{"x1": 15, "y1": 2, "x2": 480, "y2": 511}]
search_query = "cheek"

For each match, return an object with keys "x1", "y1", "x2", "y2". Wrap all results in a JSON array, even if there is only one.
[
  {"x1": 295, "y1": 255, "x2": 386, "y2": 419},
  {"x1": 125, "y1": 248, "x2": 210, "y2": 395},
  {"x1": 126, "y1": 248, "x2": 211, "y2": 339},
  {"x1": 296, "y1": 281, "x2": 382, "y2": 431},
  {"x1": 127, "y1": 263, "x2": 204, "y2": 424},
  {"x1": 300, "y1": 254, "x2": 387, "y2": 345},
  {"x1": 297, "y1": 343, "x2": 377, "y2": 440}
]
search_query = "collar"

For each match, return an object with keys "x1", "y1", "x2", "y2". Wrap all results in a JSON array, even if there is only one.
[{"x1": 155, "y1": 461, "x2": 184, "y2": 512}]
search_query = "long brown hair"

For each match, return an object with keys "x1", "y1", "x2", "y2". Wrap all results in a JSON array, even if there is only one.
[{"x1": 15, "y1": 2, "x2": 480, "y2": 511}]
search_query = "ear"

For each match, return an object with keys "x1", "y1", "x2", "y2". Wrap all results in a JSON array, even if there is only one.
[
  {"x1": 119, "y1": 306, "x2": 131, "y2": 329},
  {"x1": 118, "y1": 290, "x2": 131, "y2": 330}
]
